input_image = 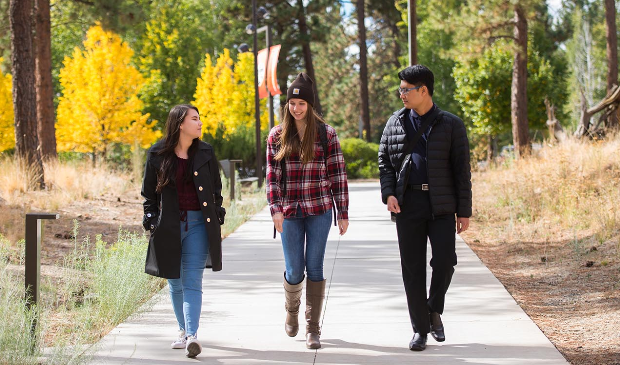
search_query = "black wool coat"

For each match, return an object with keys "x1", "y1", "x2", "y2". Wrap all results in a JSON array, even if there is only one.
[
  {"x1": 378, "y1": 106, "x2": 472, "y2": 218},
  {"x1": 141, "y1": 140, "x2": 224, "y2": 278}
]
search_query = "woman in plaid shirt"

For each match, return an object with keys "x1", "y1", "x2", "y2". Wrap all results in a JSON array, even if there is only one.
[{"x1": 266, "y1": 73, "x2": 349, "y2": 350}]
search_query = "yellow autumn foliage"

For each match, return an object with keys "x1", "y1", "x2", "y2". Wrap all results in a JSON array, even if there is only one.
[
  {"x1": 194, "y1": 49, "x2": 268, "y2": 138},
  {"x1": 0, "y1": 59, "x2": 14, "y2": 152},
  {"x1": 56, "y1": 24, "x2": 161, "y2": 155}
]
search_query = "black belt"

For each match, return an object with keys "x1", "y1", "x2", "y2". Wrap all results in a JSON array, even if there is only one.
[{"x1": 408, "y1": 184, "x2": 429, "y2": 191}]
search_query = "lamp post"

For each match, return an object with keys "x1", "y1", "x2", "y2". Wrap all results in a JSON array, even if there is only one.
[
  {"x1": 252, "y1": 0, "x2": 262, "y2": 187},
  {"x1": 408, "y1": 0, "x2": 417, "y2": 65},
  {"x1": 239, "y1": 3, "x2": 272, "y2": 187},
  {"x1": 243, "y1": 27, "x2": 274, "y2": 131}
]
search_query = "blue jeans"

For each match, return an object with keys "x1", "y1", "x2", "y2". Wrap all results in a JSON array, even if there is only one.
[
  {"x1": 281, "y1": 205, "x2": 332, "y2": 284},
  {"x1": 168, "y1": 210, "x2": 209, "y2": 337}
]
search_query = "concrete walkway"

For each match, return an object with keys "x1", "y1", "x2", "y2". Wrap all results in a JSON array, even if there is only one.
[{"x1": 89, "y1": 182, "x2": 568, "y2": 365}]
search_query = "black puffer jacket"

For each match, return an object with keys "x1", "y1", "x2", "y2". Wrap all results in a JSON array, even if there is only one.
[{"x1": 378, "y1": 107, "x2": 472, "y2": 218}]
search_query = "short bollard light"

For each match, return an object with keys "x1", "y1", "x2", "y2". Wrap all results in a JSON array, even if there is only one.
[{"x1": 25, "y1": 212, "x2": 59, "y2": 347}]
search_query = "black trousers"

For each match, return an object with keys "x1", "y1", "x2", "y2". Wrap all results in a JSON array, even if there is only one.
[{"x1": 395, "y1": 188, "x2": 457, "y2": 335}]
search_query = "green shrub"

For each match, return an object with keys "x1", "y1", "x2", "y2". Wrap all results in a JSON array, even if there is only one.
[{"x1": 340, "y1": 138, "x2": 379, "y2": 179}]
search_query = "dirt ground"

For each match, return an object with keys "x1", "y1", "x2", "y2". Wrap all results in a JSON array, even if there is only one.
[
  {"x1": 3, "y1": 189, "x2": 144, "y2": 269},
  {"x1": 461, "y1": 224, "x2": 620, "y2": 365}
]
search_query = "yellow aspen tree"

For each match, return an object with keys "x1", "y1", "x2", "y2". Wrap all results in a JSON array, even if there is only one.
[
  {"x1": 194, "y1": 49, "x2": 268, "y2": 139},
  {"x1": 0, "y1": 59, "x2": 15, "y2": 152},
  {"x1": 231, "y1": 52, "x2": 269, "y2": 131},
  {"x1": 195, "y1": 49, "x2": 234, "y2": 136},
  {"x1": 56, "y1": 24, "x2": 160, "y2": 158},
  {"x1": 193, "y1": 53, "x2": 214, "y2": 135},
  {"x1": 194, "y1": 52, "x2": 223, "y2": 137}
]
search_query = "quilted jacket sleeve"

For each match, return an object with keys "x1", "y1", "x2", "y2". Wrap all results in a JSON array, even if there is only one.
[
  {"x1": 449, "y1": 116, "x2": 472, "y2": 217},
  {"x1": 379, "y1": 115, "x2": 397, "y2": 205}
]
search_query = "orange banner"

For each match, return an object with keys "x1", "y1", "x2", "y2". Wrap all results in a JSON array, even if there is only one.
[
  {"x1": 257, "y1": 48, "x2": 269, "y2": 99},
  {"x1": 267, "y1": 45, "x2": 282, "y2": 96}
]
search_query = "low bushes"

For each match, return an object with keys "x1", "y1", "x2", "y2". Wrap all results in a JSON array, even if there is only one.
[{"x1": 340, "y1": 138, "x2": 379, "y2": 179}]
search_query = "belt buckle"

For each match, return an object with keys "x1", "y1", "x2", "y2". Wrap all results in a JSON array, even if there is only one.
[{"x1": 421, "y1": 184, "x2": 429, "y2": 191}]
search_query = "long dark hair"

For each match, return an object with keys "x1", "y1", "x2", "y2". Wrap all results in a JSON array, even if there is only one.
[
  {"x1": 275, "y1": 103, "x2": 325, "y2": 164},
  {"x1": 156, "y1": 104, "x2": 200, "y2": 193}
]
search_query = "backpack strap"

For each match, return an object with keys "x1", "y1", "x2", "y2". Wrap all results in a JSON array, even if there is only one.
[{"x1": 317, "y1": 123, "x2": 337, "y2": 227}]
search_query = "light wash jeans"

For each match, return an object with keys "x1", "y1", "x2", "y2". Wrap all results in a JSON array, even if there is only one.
[
  {"x1": 281, "y1": 205, "x2": 332, "y2": 284},
  {"x1": 168, "y1": 210, "x2": 209, "y2": 337}
]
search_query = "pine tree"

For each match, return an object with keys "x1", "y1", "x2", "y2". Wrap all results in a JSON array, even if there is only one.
[
  {"x1": 35, "y1": 0, "x2": 57, "y2": 160},
  {"x1": 455, "y1": 0, "x2": 544, "y2": 158},
  {"x1": 10, "y1": 0, "x2": 45, "y2": 188}
]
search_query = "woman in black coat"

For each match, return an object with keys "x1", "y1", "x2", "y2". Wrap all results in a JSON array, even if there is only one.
[{"x1": 141, "y1": 104, "x2": 225, "y2": 358}]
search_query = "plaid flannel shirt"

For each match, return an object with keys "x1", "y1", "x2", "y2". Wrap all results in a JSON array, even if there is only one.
[{"x1": 266, "y1": 123, "x2": 349, "y2": 220}]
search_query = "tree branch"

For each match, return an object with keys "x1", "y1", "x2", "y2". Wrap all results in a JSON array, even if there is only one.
[
  {"x1": 480, "y1": 20, "x2": 517, "y2": 34},
  {"x1": 70, "y1": 0, "x2": 95, "y2": 6},
  {"x1": 587, "y1": 85, "x2": 620, "y2": 114},
  {"x1": 488, "y1": 35, "x2": 517, "y2": 43}
]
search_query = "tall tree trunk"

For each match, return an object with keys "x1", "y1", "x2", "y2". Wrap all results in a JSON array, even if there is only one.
[
  {"x1": 357, "y1": 0, "x2": 371, "y2": 141},
  {"x1": 487, "y1": 135, "x2": 496, "y2": 161},
  {"x1": 408, "y1": 0, "x2": 417, "y2": 65},
  {"x1": 511, "y1": 5, "x2": 529, "y2": 158},
  {"x1": 604, "y1": 0, "x2": 618, "y2": 128},
  {"x1": 389, "y1": 22, "x2": 402, "y2": 69},
  {"x1": 10, "y1": 0, "x2": 45, "y2": 189},
  {"x1": 297, "y1": 0, "x2": 323, "y2": 115},
  {"x1": 605, "y1": 0, "x2": 618, "y2": 94},
  {"x1": 35, "y1": 0, "x2": 56, "y2": 160}
]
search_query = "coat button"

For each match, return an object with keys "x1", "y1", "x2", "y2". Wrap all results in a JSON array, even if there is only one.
[
  {"x1": 194, "y1": 171, "x2": 198, "y2": 176},
  {"x1": 206, "y1": 218, "x2": 211, "y2": 223},
  {"x1": 199, "y1": 186, "x2": 203, "y2": 191},
  {"x1": 203, "y1": 202, "x2": 208, "y2": 207}
]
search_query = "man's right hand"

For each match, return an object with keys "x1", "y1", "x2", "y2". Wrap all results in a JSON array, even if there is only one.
[
  {"x1": 273, "y1": 212, "x2": 284, "y2": 233},
  {"x1": 387, "y1": 196, "x2": 401, "y2": 214}
]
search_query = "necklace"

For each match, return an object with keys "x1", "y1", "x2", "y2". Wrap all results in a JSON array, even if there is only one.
[{"x1": 295, "y1": 121, "x2": 306, "y2": 140}]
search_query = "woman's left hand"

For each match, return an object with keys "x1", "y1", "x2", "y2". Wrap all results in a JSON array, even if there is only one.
[{"x1": 338, "y1": 219, "x2": 349, "y2": 235}]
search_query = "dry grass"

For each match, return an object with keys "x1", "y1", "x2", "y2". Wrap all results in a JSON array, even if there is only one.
[
  {"x1": 0, "y1": 157, "x2": 137, "y2": 247},
  {"x1": 464, "y1": 135, "x2": 620, "y2": 365},
  {"x1": 0, "y1": 157, "x2": 135, "y2": 212},
  {"x1": 474, "y1": 136, "x2": 620, "y2": 247}
]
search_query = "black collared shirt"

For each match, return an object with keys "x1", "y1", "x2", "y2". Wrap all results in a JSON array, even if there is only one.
[{"x1": 404, "y1": 104, "x2": 436, "y2": 185}]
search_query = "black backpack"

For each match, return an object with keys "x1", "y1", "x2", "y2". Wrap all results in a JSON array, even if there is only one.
[{"x1": 273, "y1": 122, "x2": 337, "y2": 238}]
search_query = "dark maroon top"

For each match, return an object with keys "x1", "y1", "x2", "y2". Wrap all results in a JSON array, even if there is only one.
[{"x1": 176, "y1": 157, "x2": 200, "y2": 211}]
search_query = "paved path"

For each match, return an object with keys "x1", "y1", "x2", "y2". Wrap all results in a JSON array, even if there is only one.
[{"x1": 89, "y1": 182, "x2": 568, "y2": 364}]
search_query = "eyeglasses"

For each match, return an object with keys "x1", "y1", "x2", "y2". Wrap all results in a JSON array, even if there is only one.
[{"x1": 397, "y1": 85, "x2": 422, "y2": 96}]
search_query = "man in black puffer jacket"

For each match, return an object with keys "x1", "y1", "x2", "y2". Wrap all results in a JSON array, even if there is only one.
[{"x1": 378, "y1": 65, "x2": 472, "y2": 352}]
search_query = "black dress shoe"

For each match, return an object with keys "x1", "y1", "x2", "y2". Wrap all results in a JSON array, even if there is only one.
[
  {"x1": 429, "y1": 312, "x2": 445, "y2": 342},
  {"x1": 409, "y1": 333, "x2": 427, "y2": 351}
]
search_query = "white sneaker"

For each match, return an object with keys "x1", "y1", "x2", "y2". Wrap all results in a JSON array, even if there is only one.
[
  {"x1": 185, "y1": 335, "x2": 202, "y2": 358},
  {"x1": 170, "y1": 330, "x2": 186, "y2": 349}
]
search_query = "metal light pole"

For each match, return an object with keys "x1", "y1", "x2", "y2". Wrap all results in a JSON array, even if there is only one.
[
  {"x1": 266, "y1": 25, "x2": 274, "y2": 131},
  {"x1": 251, "y1": 0, "x2": 262, "y2": 187},
  {"x1": 248, "y1": 24, "x2": 274, "y2": 131},
  {"x1": 408, "y1": 0, "x2": 417, "y2": 66}
]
